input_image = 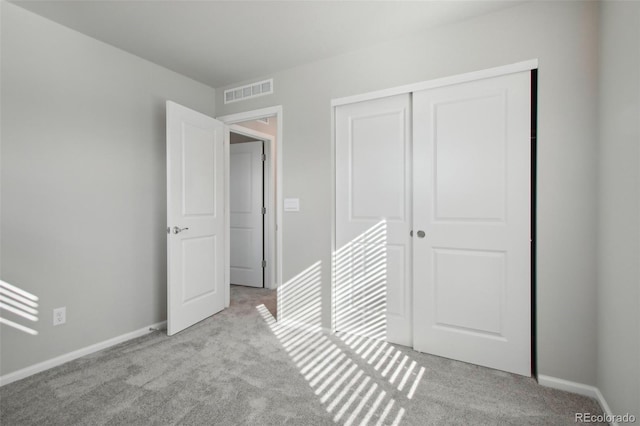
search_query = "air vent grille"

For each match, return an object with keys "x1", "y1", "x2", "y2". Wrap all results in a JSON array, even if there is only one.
[{"x1": 224, "y1": 79, "x2": 273, "y2": 104}]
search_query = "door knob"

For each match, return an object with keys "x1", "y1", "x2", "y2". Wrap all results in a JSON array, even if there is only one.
[
  {"x1": 172, "y1": 226, "x2": 189, "y2": 234},
  {"x1": 417, "y1": 230, "x2": 426, "y2": 238}
]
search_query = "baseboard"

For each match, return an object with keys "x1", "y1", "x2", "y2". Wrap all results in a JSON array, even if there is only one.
[
  {"x1": 0, "y1": 320, "x2": 167, "y2": 387},
  {"x1": 537, "y1": 375, "x2": 599, "y2": 398},
  {"x1": 593, "y1": 388, "x2": 618, "y2": 426},
  {"x1": 538, "y1": 375, "x2": 618, "y2": 425}
]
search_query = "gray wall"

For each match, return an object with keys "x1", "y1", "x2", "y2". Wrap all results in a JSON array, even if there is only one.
[
  {"x1": 216, "y1": 1, "x2": 600, "y2": 386},
  {"x1": 0, "y1": 2, "x2": 216, "y2": 375},
  {"x1": 597, "y1": 1, "x2": 640, "y2": 418}
]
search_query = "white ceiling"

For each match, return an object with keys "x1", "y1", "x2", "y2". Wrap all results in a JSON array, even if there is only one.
[{"x1": 11, "y1": 1, "x2": 525, "y2": 88}]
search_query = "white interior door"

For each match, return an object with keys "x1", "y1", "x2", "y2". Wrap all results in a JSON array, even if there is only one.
[
  {"x1": 335, "y1": 94, "x2": 413, "y2": 346},
  {"x1": 166, "y1": 101, "x2": 227, "y2": 336},
  {"x1": 412, "y1": 72, "x2": 531, "y2": 375},
  {"x1": 230, "y1": 141, "x2": 264, "y2": 287}
]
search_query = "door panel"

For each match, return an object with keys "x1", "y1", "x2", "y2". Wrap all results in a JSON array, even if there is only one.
[
  {"x1": 432, "y1": 94, "x2": 507, "y2": 221},
  {"x1": 182, "y1": 123, "x2": 217, "y2": 215},
  {"x1": 182, "y1": 236, "x2": 218, "y2": 302},
  {"x1": 433, "y1": 248, "x2": 505, "y2": 335},
  {"x1": 335, "y1": 94, "x2": 413, "y2": 346},
  {"x1": 167, "y1": 101, "x2": 226, "y2": 336},
  {"x1": 350, "y1": 112, "x2": 407, "y2": 221},
  {"x1": 412, "y1": 72, "x2": 531, "y2": 376},
  {"x1": 230, "y1": 141, "x2": 264, "y2": 287}
]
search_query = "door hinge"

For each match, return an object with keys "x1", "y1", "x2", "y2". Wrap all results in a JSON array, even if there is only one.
[
  {"x1": 262, "y1": 260, "x2": 267, "y2": 268},
  {"x1": 261, "y1": 153, "x2": 266, "y2": 162},
  {"x1": 262, "y1": 207, "x2": 266, "y2": 215}
]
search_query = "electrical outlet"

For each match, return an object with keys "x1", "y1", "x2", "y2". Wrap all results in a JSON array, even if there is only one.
[{"x1": 53, "y1": 307, "x2": 66, "y2": 326}]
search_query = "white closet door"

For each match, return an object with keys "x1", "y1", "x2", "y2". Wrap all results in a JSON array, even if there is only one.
[
  {"x1": 412, "y1": 72, "x2": 531, "y2": 376},
  {"x1": 335, "y1": 94, "x2": 413, "y2": 346},
  {"x1": 230, "y1": 141, "x2": 264, "y2": 287}
]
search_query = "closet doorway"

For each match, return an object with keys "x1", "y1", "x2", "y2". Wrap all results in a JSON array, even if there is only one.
[{"x1": 333, "y1": 62, "x2": 536, "y2": 376}]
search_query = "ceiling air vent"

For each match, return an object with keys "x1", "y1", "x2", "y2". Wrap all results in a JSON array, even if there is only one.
[{"x1": 224, "y1": 79, "x2": 273, "y2": 104}]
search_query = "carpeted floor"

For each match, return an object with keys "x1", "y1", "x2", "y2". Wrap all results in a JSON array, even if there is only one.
[{"x1": 0, "y1": 285, "x2": 605, "y2": 425}]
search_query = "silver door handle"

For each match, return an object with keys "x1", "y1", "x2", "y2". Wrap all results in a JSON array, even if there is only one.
[
  {"x1": 417, "y1": 230, "x2": 426, "y2": 238},
  {"x1": 172, "y1": 226, "x2": 189, "y2": 234}
]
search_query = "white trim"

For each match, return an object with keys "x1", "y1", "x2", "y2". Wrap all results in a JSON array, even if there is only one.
[
  {"x1": 217, "y1": 105, "x2": 283, "y2": 293},
  {"x1": 229, "y1": 124, "x2": 274, "y2": 143},
  {"x1": 224, "y1": 127, "x2": 231, "y2": 308},
  {"x1": 329, "y1": 98, "x2": 337, "y2": 332},
  {"x1": 263, "y1": 141, "x2": 274, "y2": 288},
  {"x1": 0, "y1": 321, "x2": 167, "y2": 387},
  {"x1": 537, "y1": 374, "x2": 599, "y2": 398},
  {"x1": 538, "y1": 375, "x2": 618, "y2": 425},
  {"x1": 331, "y1": 59, "x2": 538, "y2": 107},
  {"x1": 218, "y1": 106, "x2": 280, "y2": 125},
  {"x1": 228, "y1": 124, "x2": 277, "y2": 289},
  {"x1": 593, "y1": 388, "x2": 618, "y2": 426}
]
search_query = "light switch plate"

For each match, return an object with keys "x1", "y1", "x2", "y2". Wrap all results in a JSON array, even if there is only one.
[{"x1": 284, "y1": 198, "x2": 300, "y2": 212}]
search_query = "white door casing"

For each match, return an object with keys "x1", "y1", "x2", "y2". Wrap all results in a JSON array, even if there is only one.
[
  {"x1": 412, "y1": 72, "x2": 531, "y2": 375},
  {"x1": 217, "y1": 108, "x2": 283, "y2": 293},
  {"x1": 167, "y1": 101, "x2": 227, "y2": 336},
  {"x1": 335, "y1": 94, "x2": 413, "y2": 346},
  {"x1": 230, "y1": 141, "x2": 264, "y2": 287}
]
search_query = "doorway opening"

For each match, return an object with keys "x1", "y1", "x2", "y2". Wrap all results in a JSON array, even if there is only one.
[
  {"x1": 229, "y1": 127, "x2": 269, "y2": 288},
  {"x1": 218, "y1": 107, "x2": 283, "y2": 318}
]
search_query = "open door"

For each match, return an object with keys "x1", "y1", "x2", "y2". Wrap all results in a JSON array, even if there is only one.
[{"x1": 166, "y1": 101, "x2": 227, "y2": 336}]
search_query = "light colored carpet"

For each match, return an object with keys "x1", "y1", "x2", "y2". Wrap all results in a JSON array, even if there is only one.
[{"x1": 0, "y1": 285, "x2": 605, "y2": 425}]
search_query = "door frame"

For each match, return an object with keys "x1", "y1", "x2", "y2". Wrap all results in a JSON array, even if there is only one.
[
  {"x1": 218, "y1": 106, "x2": 283, "y2": 291},
  {"x1": 330, "y1": 60, "x2": 538, "y2": 360},
  {"x1": 229, "y1": 125, "x2": 275, "y2": 289}
]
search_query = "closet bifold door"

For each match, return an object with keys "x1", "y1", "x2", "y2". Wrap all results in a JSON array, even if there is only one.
[
  {"x1": 412, "y1": 72, "x2": 532, "y2": 376},
  {"x1": 335, "y1": 93, "x2": 413, "y2": 347}
]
